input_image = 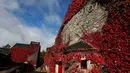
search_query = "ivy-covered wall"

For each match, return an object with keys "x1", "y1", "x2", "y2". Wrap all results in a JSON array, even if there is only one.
[
  {"x1": 61, "y1": 0, "x2": 108, "y2": 46},
  {"x1": 45, "y1": 0, "x2": 130, "y2": 73}
]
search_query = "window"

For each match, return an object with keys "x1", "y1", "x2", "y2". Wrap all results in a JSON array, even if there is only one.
[
  {"x1": 57, "y1": 61, "x2": 62, "y2": 65},
  {"x1": 81, "y1": 60, "x2": 87, "y2": 69}
]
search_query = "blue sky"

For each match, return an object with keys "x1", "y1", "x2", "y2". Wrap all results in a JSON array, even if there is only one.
[
  {"x1": 0, "y1": 0, "x2": 70, "y2": 50},
  {"x1": 12, "y1": 0, "x2": 70, "y2": 34}
]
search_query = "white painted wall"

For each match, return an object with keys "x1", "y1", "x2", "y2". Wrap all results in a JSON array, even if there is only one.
[{"x1": 55, "y1": 64, "x2": 59, "y2": 73}]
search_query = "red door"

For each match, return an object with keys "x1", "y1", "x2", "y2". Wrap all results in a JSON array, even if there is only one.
[{"x1": 58, "y1": 64, "x2": 62, "y2": 73}]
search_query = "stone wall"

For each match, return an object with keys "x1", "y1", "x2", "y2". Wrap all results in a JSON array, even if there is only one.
[{"x1": 61, "y1": 0, "x2": 108, "y2": 46}]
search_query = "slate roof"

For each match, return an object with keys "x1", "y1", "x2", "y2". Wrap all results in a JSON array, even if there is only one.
[
  {"x1": 31, "y1": 41, "x2": 40, "y2": 44},
  {"x1": 13, "y1": 43, "x2": 30, "y2": 48},
  {"x1": 67, "y1": 40, "x2": 93, "y2": 49},
  {"x1": 63, "y1": 40, "x2": 95, "y2": 54}
]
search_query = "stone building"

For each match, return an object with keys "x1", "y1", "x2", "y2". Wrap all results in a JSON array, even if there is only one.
[
  {"x1": 45, "y1": 0, "x2": 109, "y2": 73},
  {"x1": 61, "y1": 1, "x2": 108, "y2": 46},
  {"x1": 45, "y1": 0, "x2": 130, "y2": 73}
]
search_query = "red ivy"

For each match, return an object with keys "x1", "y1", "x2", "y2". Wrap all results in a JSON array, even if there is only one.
[
  {"x1": 9, "y1": 44, "x2": 40, "y2": 63},
  {"x1": 30, "y1": 60, "x2": 35, "y2": 66},
  {"x1": 45, "y1": 0, "x2": 130, "y2": 73},
  {"x1": 10, "y1": 48, "x2": 28, "y2": 62},
  {"x1": 55, "y1": 0, "x2": 86, "y2": 45},
  {"x1": 82, "y1": 1, "x2": 130, "y2": 73}
]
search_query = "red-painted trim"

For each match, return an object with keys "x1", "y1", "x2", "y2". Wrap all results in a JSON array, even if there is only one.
[{"x1": 58, "y1": 65, "x2": 62, "y2": 73}]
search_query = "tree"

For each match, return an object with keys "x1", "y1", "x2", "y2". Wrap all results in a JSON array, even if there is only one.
[{"x1": 39, "y1": 50, "x2": 46, "y2": 66}]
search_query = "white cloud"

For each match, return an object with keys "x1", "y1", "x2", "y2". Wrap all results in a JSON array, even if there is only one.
[
  {"x1": 42, "y1": 0, "x2": 60, "y2": 12},
  {"x1": 18, "y1": 0, "x2": 36, "y2": 6},
  {"x1": 18, "y1": 0, "x2": 61, "y2": 13},
  {"x1": 2, "y1": 0, "x2": 19, "y2": 10},
  {"x1": 44, "y1": 13, "x2": 62, "y2": 25},
  {"x1": 0, "y1": 0, "x2": 55, "y2": 51},
  {"x1": 15, "y1": 0, "x2": 62, "y2": 26}
]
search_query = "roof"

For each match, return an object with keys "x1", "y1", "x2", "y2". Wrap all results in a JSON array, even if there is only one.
[
  {"x1": 67, "y1": 40, "x2": 93, "y2": 49},
  {"x1": 12, "y1": 41, "x2": 40, "y2": 49},
  {"x1": 0, "y1": 47, "x2": 10, "y2": 55},
  {"x1": 63, "y1": 40, "x2": 95, "y2": 54},
  {"x1": 31, "y1": 41, "x2": 40, "y2": 44},
  {"x1": 13, "y1": 43, "x2": 30, "y2": 48}
]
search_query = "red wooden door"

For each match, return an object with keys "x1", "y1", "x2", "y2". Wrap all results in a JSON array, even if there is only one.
[{"x1": 58, "y1": 65, "x2": 62, "y2": 73}]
